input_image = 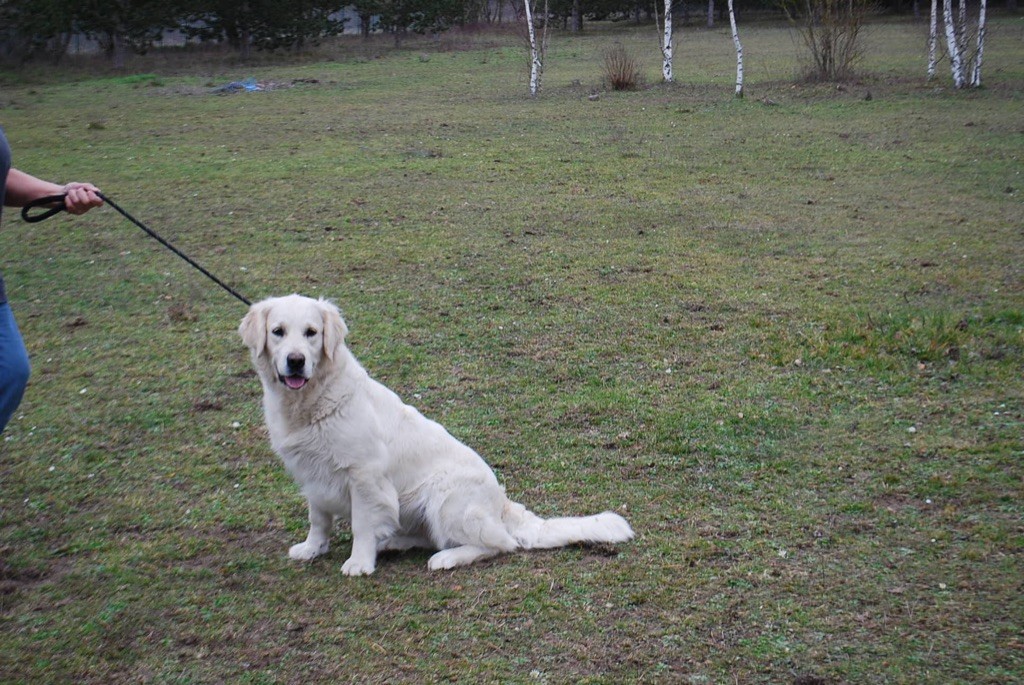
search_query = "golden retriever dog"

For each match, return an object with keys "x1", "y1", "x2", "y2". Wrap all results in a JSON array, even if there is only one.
[{"x1": 239, "y1": 294, "x2": 634, "y2": 575}]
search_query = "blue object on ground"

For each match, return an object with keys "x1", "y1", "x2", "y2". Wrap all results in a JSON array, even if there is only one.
[{"x1": 212, "y1": 78, "x2": 262, "y2": 94}]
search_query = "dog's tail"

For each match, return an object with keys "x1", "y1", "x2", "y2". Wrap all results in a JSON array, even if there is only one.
[{"x1": 506, "y1": 502, "x2": 634, "y2": 550}]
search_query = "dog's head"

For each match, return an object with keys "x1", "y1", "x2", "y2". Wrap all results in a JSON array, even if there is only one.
[{"x1": 239, "y1": 294, "x2": 348, "y2": 391}]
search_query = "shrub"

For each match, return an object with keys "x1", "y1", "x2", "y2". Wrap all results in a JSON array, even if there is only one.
[
  {"x1": 782, "y1": 0, "x2": 874, "y2": 81},
  {"x1": 602, "y1": 43, "x2": 644, "y2": 91}
]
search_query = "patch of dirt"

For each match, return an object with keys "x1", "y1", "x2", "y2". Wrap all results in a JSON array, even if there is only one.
[{"x1": 0, "y1": 553, "x2": 73, "y2": 604}]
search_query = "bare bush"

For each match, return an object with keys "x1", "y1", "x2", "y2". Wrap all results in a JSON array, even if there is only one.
[
  {"x1": 783, "y1": 0, "x2": 874, "y2": 81},
  {"x1": 603, "y1": 43, "x2": 644, "y2": 91}
]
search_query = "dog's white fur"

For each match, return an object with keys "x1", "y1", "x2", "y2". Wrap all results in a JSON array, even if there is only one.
[{"x1": 239, "y1": 294, "x2": 634, "y2": 575}]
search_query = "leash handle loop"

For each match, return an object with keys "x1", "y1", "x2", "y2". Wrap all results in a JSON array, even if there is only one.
[{"x1": 21, "y1": 194, "x2": 68, "y2": 223}]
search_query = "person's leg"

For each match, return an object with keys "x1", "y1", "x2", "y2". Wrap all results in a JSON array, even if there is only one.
[{"x1": 0, "y1": 302, "x2": 31, "y2": 433}]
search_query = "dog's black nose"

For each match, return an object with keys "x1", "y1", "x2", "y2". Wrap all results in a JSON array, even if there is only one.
[{"x1": 286, "y1": 353, "x2": 305, "y2": 372}]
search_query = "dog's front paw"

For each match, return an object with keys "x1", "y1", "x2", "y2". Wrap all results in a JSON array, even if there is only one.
[
  {"x1": 427, "y1": 548, "x2": 465, "y2": 571},
  {"x1": 428, "y1": 552, "x2": 454, "y2": 571},
  {"x1": 341, "y1": 556, "x2": 376, "y2": 576},
  {"x1": 289, "y1": 540, "x2": 329, "y2": 561}
]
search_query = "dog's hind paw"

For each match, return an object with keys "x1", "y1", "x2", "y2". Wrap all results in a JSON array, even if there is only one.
[
  {"x1": 289, "y1": 540, "x2": 329, "y2": 561},
  {"x1": 428, "y1": 545, "x2": 498, "y2": 570}
]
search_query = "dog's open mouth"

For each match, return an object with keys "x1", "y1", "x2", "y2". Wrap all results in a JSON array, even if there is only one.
[{"x1": 280, "y1": 374, "x2": 308, "y2": 390}]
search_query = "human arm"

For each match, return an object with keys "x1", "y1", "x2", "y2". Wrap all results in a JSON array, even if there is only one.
[{"x1": 3, "y1": 169, "x2": 103, "y2": 215}]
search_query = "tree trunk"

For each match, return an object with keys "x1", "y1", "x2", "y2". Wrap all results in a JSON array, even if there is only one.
[
  {"x1": 111, "y1": 31, "x2": 127, "y2": 68},
  {"x1": 942, "y1": 0, "x2": 965, "y2": 87},
  {"x1": 659, "y1": 0, "x2": 674, "y2": 82},
  {"x1": 707, "y1": 0, "x2": 714, "y2": 27},
  {"x1": 728, "y1": 0, "x2": 743, "y2": 97},
  {"x1": 927, "y1": 0, "x2": 937, "y2": 80},
  {"x1": 971, "y1": 0, "x2": 986, "y2": 86},
  {"x1": 524, "y1": 0, "x2": 542, "y2": 95}
]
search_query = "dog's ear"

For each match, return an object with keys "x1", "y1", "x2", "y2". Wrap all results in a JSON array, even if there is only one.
[
  {"x1": 239, "y1": 300, "x2": 270, "y2": 356},
  {"x1": 318, "y1": 298, "x2": 348, "y2": 361}
]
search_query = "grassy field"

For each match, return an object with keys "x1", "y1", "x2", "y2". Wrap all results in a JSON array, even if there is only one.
[{"x1": 1, "y1": 17, "x2": 1022, "y2": 684}]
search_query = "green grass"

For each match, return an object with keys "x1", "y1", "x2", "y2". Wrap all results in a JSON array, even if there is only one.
[{"x1": 2, "y1": 18, "x2": 1022, "y2": 684}]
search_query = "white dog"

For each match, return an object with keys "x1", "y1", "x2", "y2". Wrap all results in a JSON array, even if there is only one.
[{"x1": 239, "y1": 294, "x2": 634, "y2": 575}]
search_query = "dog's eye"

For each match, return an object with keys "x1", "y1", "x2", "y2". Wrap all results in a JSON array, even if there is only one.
[
  {"x1": 271, "y1": 327, "x2": 284, "y2": 337},
  {"x1": 304, "y1": 328, "x2": 318, "y2": 338}
]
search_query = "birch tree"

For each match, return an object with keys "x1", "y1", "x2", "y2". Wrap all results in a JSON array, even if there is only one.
[
  {"x1": 523, "y1": 0, "x2": 548, "y2": 96},
  {"x1": 927, "y1": 0, "x2": 938, "y2": 80},
  {"x1": 971, "y1": 0, "x2": 986, "y2": 87},
  {"x1": 728, "y1": 0, "x2": 743, "y2": 97},
  {"x1": 942, "y1": 0, "x2": 966, "y2": 87},
  {"x1": 654, "y1": 0, "x2": 674, "y2": 82},
  {"x1": 942, "y1": 0, "x2": 987, "y2": 88}
]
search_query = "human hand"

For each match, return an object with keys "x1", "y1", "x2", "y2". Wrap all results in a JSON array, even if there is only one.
[{"x1": 62, "y1": 182, "x2": 103, "y2": 214}]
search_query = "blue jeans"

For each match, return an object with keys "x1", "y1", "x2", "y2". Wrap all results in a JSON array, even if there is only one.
[{"x1": 0, "y1": 302, "x2": 31, "y2": 433}]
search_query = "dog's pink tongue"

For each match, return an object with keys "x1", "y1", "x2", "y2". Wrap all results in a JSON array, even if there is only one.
[{"x1": 285, "y1": 376, "x2": 307, "y2": 389}]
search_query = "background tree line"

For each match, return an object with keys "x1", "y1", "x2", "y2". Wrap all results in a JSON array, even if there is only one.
[
  {"x1": 0, "y1": 0, "x2": 350, "y2": 63},
  {"x1": 0, "y1": 0, "x2": 1014, "y2": 64}
]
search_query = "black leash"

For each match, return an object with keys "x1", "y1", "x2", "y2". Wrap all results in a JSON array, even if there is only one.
[{"x1": 22, "y1": 192, "x2": 252, "y2": 307}]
